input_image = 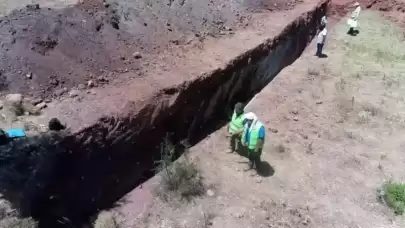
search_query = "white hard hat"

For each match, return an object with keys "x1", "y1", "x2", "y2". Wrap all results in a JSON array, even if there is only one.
[
  {"x1": 353, "y1": 2, "x2": 360, "y2": 6},
  {"x1": 244, "y1": 112, "x2": 257, "y2": 120}
]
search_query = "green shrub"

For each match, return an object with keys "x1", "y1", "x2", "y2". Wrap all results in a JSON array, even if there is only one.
[
  {"x1": 382, "y1": 182, "x2": 405, "y2": 215},
  {"x1": 155, "y1": 138, "x2": 205, "y2": 201}
]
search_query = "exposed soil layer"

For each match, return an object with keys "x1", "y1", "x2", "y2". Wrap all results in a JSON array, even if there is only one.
[
  {"x1": 0, "y1": 0, "x2": 300, "y2": 99},
  {"x1": 0, "y1": 1, "x2": 328, "y2": 227}
]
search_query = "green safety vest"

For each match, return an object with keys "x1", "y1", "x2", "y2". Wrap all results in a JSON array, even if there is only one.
[
  {"x1": 229, "y1": 111, "x2": 244, "y2": 134},
  {"x1": 241, "y1": 121, "x2": 264, "y2": 150}
]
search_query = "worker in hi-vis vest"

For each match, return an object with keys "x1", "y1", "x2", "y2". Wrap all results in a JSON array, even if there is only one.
[
  {"x1": 241, "y1": 112, "x2": 265, "y2": 171},
  {"x1": 227, "y1": 102, "x2": 245, "y2": 153}
]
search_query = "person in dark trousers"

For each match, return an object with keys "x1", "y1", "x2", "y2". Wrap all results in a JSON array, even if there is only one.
[
  {"x1": 241, "y1": 112, "x2": 265, "y2": 172},
  {"x1": 227, "y1": 102, "x2": 245, "y2": 153},
  {"x1": 316, "y1": 24, "x2": 327, "y2": 57}
]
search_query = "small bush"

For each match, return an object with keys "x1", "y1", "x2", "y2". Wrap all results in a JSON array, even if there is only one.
[
  {"x1": 155, "y1": 138, "x2": 205, "y2": 201},
  {"x1": 0, "y1": 200, "x2": 37, "y2": 228},
  {"x1": 158, "y1": 159, "x2": 205, "y2": 201},
  {"x1": 380, "y1": 182, "x2": 405, "y2": 215},
  {"x1": 0, "y1": 217, "x2": 38, "y2": 228}
]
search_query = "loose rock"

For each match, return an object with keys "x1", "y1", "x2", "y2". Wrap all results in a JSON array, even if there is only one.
[
  {"x1": 87, "y1": 80, "x2": 95, "y2": 88},
  {"x1": 49, "y1": 118, "x2": 66, "y2": 131},
  {"x1": 207, "y1": 189, "x2": 215, "y2": 197},
  {"x1": 5, "y1": 94, "x2": 24, "y2": 116},
  {"x1": 68, "y1": 89, "x2": 81, "y2": 98},
  {"x1": 54, "y1": 88, "x2": 67, "y2": 97},
  {"x1": 5, "y1": 93, "x2": 23, "y2": 104},
  {"x1": 31, "y1": 98, "x2": 43, "y2": 105},
  {"x1": 269, "y1": 128, "x2": 278, "y2": 133},
  {"x1": 291, "y1": 108, "x2": 298, "y2": 115},
  {"x1": 77, "y1": 83, "x2": 86, "y2": 90},
  {"x1": 133, "y1": 52, "x2": 142, "y2": 59},
  {"x1": 26, "y1": 72, "x2": 32, "y2": 79},
  {"x1": 293, "y1": 117, "x2": 299, "y2": 121},
  {"x1": 36, "y1": 102, "x2": 47, "y2": 109}
]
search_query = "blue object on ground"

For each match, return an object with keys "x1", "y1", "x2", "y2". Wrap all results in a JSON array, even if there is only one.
[{"x1": 7, "y1": 128, "x2": 26, "y2": 138}]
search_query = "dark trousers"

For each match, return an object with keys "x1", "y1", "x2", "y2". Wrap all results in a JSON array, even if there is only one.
[
  {"x1": 229, "y1": 134, "x2": 240, "y2": 152},
  {"x1": 316, "y1": 43, "x2": 324, "y2": 57},
  {"x1": 248, "y1": 148, "x2": 262, "y2": 169}
]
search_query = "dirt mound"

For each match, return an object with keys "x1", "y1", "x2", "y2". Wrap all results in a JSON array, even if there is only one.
[
  {"x1": 0, "y1": 0, "x2": 301, "y2": 99},
  {"x1": 0, "y1": 4, "x2": 138, "y2": 98}
]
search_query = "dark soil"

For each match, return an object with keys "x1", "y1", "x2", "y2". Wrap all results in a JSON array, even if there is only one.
[{"x1": 0, "y1": 0, "x2": 300, "y2": 99}]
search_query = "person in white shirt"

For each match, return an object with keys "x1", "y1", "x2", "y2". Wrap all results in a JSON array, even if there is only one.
[
  {"x1": 321, "y1": 15, "x2": 327, "y2": 27},
  {"x1": 347, "y1": 2, "x2": 361, "y2": 35},
  {"x1": 316, "y1": 25, "x2": 327, "y2": 57}
]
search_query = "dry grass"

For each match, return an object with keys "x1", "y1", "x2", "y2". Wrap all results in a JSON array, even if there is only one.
[
  {"x1": 0, "y1": 200, "x2": 37, "y2": 228},
  {"x1": 155, "y1": 139, "x2": 205, "y2": 202}
]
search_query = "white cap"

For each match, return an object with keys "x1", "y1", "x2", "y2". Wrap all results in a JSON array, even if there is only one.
[
  {"x1": 354, "y1": 2, "x2": 360, "y2": 6},
  {"x1": 244, "y1": 112, "x2": 257, "y2": 120}
]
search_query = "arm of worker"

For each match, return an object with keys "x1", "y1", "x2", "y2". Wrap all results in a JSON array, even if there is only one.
[{"x1": 255, "y1": 126, "x2": 265, "y2": 152}]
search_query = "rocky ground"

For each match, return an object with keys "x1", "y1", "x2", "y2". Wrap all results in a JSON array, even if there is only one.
[{"x1": 115, "y1": 10, "x2": 405, "y2": 228}]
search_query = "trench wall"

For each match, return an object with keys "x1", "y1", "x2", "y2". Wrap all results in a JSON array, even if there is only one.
[{"x1": 0, "y1": 1, "x2": 328, "y2": 227}]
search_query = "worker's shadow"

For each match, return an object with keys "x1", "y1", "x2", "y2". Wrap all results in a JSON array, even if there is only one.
[
  {"x1": 347, "y1": 29, "x2": 360, "y2": 36},
  {"x1": 235, "y1": 143, "x2": 275, "y2": 177}
]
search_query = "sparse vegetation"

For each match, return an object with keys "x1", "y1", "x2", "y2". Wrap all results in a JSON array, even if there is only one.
[
  {"x1": 0, "y1": 199, "x2": 37, "y2": 228},
  {"x1": 379, "y1": 182, "x2": 405, "y2": 215},
  {"x1": 155, "y1": 138, "x2": 205, "y2": 202}
]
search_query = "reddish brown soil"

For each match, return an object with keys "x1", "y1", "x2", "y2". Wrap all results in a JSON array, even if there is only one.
[{"x1": 0, "y1": 0, "x2": 300, "y2": 100}]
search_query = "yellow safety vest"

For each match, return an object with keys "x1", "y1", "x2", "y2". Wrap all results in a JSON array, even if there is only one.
[{"x1": 229, "y1": 111, "x2": 244, "y2": 134}]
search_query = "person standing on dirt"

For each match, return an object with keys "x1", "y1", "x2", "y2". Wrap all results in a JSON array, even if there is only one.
[
  {"x1": 241, "y1": 112, "x2": 265, "y2": 172},
  {"x1": 316, "y1": 24, "x2": 327, "y2": 57},
  {"x1": 347, "y1": 2, "x2": 361, "y2": 35},
  {"x1": 227, "y1": 102, "x2": 245, "y2": 153},
  {"x1": 320, "y1": 15, "x2": 327, "y2": 27}
]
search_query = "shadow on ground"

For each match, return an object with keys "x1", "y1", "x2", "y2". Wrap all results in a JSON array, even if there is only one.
[{"x1": 235, "y1": 141, "x2": 275, "y2": 177}]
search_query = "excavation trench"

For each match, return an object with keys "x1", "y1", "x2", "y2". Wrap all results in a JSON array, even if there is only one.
[{"x1": 0, "y1": 1, "x2": 327, "y2": 227}]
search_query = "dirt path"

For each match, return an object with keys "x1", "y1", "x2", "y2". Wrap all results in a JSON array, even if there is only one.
[{"x1": 116, "y1": 11, "x2": 405, "y2": 228}]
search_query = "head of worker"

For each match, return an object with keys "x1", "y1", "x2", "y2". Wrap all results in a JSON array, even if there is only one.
[
  {"x1": 353, "y1": 2, "x2": 360, "y2": 7},
  {"x1": 321, "y1": 15, "x2": 327, "y2": 26},
  {"x1": 234, "y1": 102, "x2": 244, "y2": 116},
  {"x1": 243, "y1": 112, "x2": 258, "y2": 128}
]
